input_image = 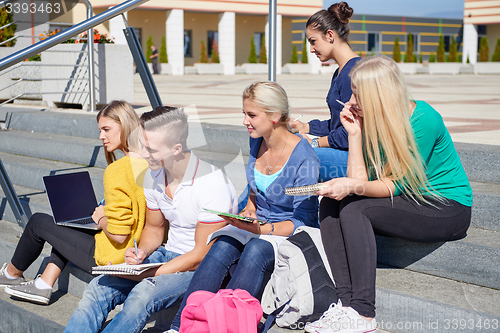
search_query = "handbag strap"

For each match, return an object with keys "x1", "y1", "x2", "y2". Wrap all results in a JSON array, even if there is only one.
[{"x1": 259, "y1": 300, "x2": 290, "y2": 333}]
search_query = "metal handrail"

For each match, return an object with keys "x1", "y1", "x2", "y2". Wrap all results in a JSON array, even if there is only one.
[{"x1": 0, "y1": 0, "x2": 150, "y2": 72}]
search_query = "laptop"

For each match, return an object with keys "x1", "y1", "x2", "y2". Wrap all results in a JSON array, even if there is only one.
[{"x1": 43, "y1": 171, "x2": 102, "y2": 230}]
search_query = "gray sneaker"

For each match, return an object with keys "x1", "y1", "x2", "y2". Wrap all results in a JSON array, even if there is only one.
[
  {"x1": 0, "y1": 263, "x2": 26, "y2": 287},
  {"x1": 5, "y1": 276, "x2": 52, "y2": 305}
]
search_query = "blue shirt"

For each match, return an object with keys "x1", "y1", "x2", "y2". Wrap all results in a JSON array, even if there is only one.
[
  {"x1": 246, "y1": 135, "x2": 320, "y2": 232},
  {"x1": 308, "y1": 57, "x2": 361, "y2": 150}
]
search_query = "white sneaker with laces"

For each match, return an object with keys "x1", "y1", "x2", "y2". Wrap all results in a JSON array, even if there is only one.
[
  {"x1": 304, "y1": 300, "x2": 347, "y2": 332},
  {"x1": 315, "y1": 305, "x2": 377, "y2": 333}
]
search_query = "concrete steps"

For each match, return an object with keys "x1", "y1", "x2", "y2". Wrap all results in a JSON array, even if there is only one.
[{"x1": 1, "y1": 108, "x2": 500, "y2": 332}]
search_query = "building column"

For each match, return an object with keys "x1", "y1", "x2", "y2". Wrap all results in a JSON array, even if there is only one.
[
  {"x1": 109, "y1": 10, "x2": 127, "y2": 45},
  {"x1": 462, "y1": 23, "x2": 478, "y2": 64},
  {"x1": 307, "y1": 39, "x2": 321, "y2": 74},
  {"x1": 166, "y1": 9, "x2": 185, "y2": 75},
  {"x1": 265, "y1": 14, "x2": 282, "y2": 75},
  {"x1": 218, "y1": 12, "x2": 236, "y2": 75}
]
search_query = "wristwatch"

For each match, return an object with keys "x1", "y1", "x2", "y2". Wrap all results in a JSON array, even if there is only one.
[
  {"x1": 267, "y1": 222, "x2": 274, "y2": 235},
  {"x1": 311, "y1": 138, "x2": 319, "y2": 148}
]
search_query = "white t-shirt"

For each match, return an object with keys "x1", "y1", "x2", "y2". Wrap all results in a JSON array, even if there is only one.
[{"x1": 143, "y1": 152, "x2": 237, "y2": 254}]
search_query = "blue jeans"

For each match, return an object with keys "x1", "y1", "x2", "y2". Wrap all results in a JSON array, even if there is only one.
[
  {"x1": 314, "y1": 147, "x2": 348, "y2": 182},
  {"x1": 64, "y1": 248, "x2": 194, "y2": 333},
  {"x1": 170, "y1": 236, "x2": 275, "y2": 331}
]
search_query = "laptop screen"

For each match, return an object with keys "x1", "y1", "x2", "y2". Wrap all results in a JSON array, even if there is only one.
[{"x1": 43, "y1": 171, "x2": 97, "y2": 223}]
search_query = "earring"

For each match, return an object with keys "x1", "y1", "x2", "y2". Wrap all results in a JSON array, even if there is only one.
[
  {"x1": 272, "y1": 121, "x2": 276, "y2": 124},
  {"x1": 329, "y1": 39, "x2": 333, "y2": 43}
]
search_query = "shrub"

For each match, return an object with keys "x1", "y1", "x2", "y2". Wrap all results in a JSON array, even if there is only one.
[
  {"x1": 290, "y1": 45, "x2": 298, "y2": 63},
  {"x1": 146, "y1": 35, "x2": 153, "y2": 63},
  {"x1": 0, "y1": 7, "x2": 16, "y2": 47},
  {"x1": 448, "y1": 37, "x2": 457, "y2": 62},
  {"x1": 248, "y1": 36, "x2": 257, "y2": 63},
  {"x1": 210, "y1": 39, "x2": 220, "y2": 63},
  {"x1": 301, "y1": 38, "x2": 308, "y2": 63},
  {"x1": 419, "y1": 53, "x2": 423, "y2": 63},
  {"x1": 405, "y1": 33, "x2": 414, "y2": 63},
  {"x1": 199, "y1": 40, "x2": 208, "y2": 63},
  {"x1": 259, "y1": 35, "x2": 267, "y2": 64},
  {"x1": 479, "y1": 37, "x2": 489, "y2": 62},
  {"x1": 437, "y1": 35, "x2": 445, "y2": 62},
  {"x1": 160, "y1": 36, "x2": 168, "y2": 63},
  {"x1": 393, "y1": 37, "x2": 401, "y2": 63},
  {"x1": 492, "y1": 38, "x2": 500, "y2": 62},
  {"x1": 429, "y1": 54, "x2": 436, "y2": 62}
]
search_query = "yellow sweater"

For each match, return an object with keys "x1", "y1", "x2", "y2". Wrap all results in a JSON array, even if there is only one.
[{"x1": 94, "y1": 156, "x2": 148, "y2": 266}]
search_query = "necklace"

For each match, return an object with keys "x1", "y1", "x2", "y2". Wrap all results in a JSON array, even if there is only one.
[{"x1": 265, "y1": 134, "x2": 289, "y2": 175}]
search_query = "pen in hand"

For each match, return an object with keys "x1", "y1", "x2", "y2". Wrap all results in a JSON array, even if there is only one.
[{"x1": 134, "y1": 238, "x2": 140, "y2": 264}]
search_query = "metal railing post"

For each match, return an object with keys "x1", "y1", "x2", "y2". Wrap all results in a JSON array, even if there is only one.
[
  {"x1": 0, "y1": 0, "x2": 150, "y2": 72},
  {"x1": 82, "y1": 0, "x2": 96, "y2": 112},
  {"x1": 268, "y1": 0, "x2": 277, "y2": 82}
]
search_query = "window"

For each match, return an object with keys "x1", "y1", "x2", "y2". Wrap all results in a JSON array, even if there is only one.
[
  {"x1": 134, "y1": 27, "x2": 142, "y2": 49},
  {"x1": 184, "y1": 30, "x2": 192, "y2": 57},
  {"x1": 254, "y1": 32, "x2": 265, "y2": 55},
  {"x1": 444, "y1": 35, "x2": 450, "y2": 52},
  {"x1": 367, "y1": 33, "x2": 380, "y2": 53},
  {"x1": 207, "y1": 31, "x2": 218, "y2": 57}
]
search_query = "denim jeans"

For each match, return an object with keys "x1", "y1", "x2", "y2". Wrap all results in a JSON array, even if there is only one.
[
  {"x1": 170, "y1": 236, "x2": 275, "y2": 331},
  {"x1": 64, "y1": 247, "x2": 194, "y2": 333},
  {"x1": 313, "y1": 147, "x2": 348, "y2": 182}
]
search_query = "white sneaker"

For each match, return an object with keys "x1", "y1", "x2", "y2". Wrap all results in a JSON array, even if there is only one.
[
  {"x1": 163, "y1": 330, "x2": 178, "y2": 333},
  {"x1": 304, "y1": 300, "x2": 347, "y2": 332},
  {"x1": 316, "y1": 306, "x2": 377, "y2": 333}
]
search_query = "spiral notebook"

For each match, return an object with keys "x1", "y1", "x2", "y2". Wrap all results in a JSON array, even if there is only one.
[
  {"x1": 283, "y1": 183, "x2": 326, "y2": 196},
  {"x1": 91, "y1": 262, "x2": 163, "y2": 275}
]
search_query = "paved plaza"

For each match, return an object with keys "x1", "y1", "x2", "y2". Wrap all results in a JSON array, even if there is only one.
[{"x1": 132, "y1": 72, "x2": 500, "y2": 147}]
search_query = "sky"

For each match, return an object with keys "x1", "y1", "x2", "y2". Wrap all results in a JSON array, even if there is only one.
[{"x1": 323, "y1": 0, "x2": 464, "y2": 19}]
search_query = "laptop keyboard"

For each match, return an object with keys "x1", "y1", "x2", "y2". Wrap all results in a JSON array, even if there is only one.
[{"x1": 73, "y1": 217, "x2": 95, "y2": 225}]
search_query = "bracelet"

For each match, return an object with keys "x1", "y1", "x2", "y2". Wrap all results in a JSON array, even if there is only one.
[
  {"x1": 267, "y1": 222, "x2": 274, "y2": 235},
  {"x1": 97, "y1": 216, "x2": 106, "y2": 225}
]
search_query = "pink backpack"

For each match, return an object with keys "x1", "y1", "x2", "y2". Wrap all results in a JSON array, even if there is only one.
[{"x1": 179, "y1": 289, "x2": 263, "y2": 333}]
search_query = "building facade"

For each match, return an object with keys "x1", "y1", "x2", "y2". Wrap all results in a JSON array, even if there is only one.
[
  {"x1": 463, "y1": 0, "x2": 500, "y2": 64},
  {"x1": 292, "y1": 13, "x2": 464, "y2": 63}
]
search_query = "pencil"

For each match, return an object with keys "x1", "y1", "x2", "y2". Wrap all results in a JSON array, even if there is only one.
[{"x1": 134, "y1": 238, "x2": 140, "y2": 264}]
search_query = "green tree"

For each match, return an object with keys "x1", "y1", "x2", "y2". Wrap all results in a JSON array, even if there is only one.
[
  {"x1": 290, "y1": 44, "x2": 298, "y2": 63},
  {"x1": 437, "y1": 35, "x2": 445, "y2": 62},
  {"x1": 259, "y1": 35, "x2": 267, "y2": 64},
  {"x1": 479, "y1": 37, "x2": 489, "y2": 62},
  {"x1": 248, "y1": 36, "x2": 257, "y2": 63},
  {"x1": 419, "y1": 53, "x2": 423, "y2": 63},
  {"x1": 0, "y1": 7, "x2": 17, "y2": 47},
  {"x1": 393, "y1": 37, "x2": 401, "y2": 63},
  {"x1": 145, "y1": 35, "x2": 154, "y2": 63},
  {"x1": 210, "y1": 38, "x2": 220, "y2": 63},
  {"x1": 429, "y1": 54, "x2": 436, "y2": 63},
  {"x1": 160, "y1": 36, "x2": 168, "y2": 63},
  {"x1": 405, "y1": 33, "x2": 414, "y2": 62},
  {"x1": 199, "y1": 40, "x2": 208, "y2": 63},
  {"x1": 492, "y1": 38, "x2": 500, "y2": 62},
  {"x1": 301, "y1": 38, "x2": 308, "y2": 63},
  {"x1": 448, "y1": 37, "x2": 457, "y2": 62}
]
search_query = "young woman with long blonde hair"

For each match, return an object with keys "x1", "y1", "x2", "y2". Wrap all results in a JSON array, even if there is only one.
[
  {"x1": 307, "y1": 55, "x2": 472, "y2": 333},
  {"x1": 1, "y1": 101, "x2": 148, "y2": 305}
]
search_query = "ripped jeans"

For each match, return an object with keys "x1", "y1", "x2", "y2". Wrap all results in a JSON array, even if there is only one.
[{"x1": 64, "y1": 248, "x2": 194, "y2": 333}]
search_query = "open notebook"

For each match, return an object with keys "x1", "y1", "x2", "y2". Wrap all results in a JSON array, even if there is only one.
[{"x1": 92, "y1": 262, "x2": 163, "y2": 275}]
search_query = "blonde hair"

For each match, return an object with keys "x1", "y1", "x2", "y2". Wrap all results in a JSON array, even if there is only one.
[
  {"x1": 242, "y1": 81, "x2": 290, "y2": 124},
  {"x1": 350, "y1": 55, "x2": 438, "y2": 203},
  {"x1": 97, "y1": 100, "x2": 142, "y2": 164}
]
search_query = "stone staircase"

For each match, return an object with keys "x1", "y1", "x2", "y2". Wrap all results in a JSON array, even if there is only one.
[{"x1": 1, "y1": 107, "x2": 499, "y2": 332}]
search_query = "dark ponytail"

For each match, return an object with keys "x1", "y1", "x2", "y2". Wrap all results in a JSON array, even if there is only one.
[{"x1": 306, "y1": 2, "x2": 353, "y2": 42}]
